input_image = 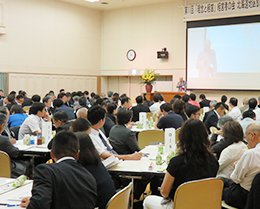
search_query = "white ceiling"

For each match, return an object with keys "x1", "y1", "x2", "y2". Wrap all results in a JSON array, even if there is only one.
[{"x1": 60, "y1": 0, "x2": 176, "y2": 10}]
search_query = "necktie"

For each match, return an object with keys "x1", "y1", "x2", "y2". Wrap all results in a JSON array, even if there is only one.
[{"x1": 98, "y1": 132, "x2": 117, "y2": 155}]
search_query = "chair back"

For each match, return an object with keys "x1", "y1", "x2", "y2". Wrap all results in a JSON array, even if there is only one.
[
  {"x1": 173, "y1": 178, "x2": 223, "y2": 209},
  {"x1": 138, "y1": 130, "x2": 164, "y2": 149},
  {"x1": 0, "y1": 151, "x2": 11, "y2": 178},
  {"x1": 106, "y1": 182, "x2": 132, "y2": 209},
  {"x1": 10, "y1": 126, "x2": 20, "y2": 140}
]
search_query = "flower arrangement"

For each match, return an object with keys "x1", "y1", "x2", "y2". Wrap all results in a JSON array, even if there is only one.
[{"x1": 141, "y1": 69, "x2": 158, "y2": 84}]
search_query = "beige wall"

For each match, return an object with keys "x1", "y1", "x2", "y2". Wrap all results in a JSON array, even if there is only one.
[{"x1": 0, "y1": 0, "x2": 101, "y2": 75}]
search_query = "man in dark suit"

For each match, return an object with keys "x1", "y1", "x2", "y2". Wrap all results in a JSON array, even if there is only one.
[
  {"x1": 204, "y1": 102, "x2": 226, "y2": 132},
  {"x1": 0, "y1": 113, "x2": 30, "y2": 177},
  {"x1": 53, "y1": 99, "x2": 75, "y2": 120},
  {"x1": 199, "y1": 94, "x2": 211, "y2": 108},
  {"x1": 131, "y1": 95, "x2": 150, "y2": 122},
  {"x1": 109, "y1": 109, "x2": 140, "y2": 154},
  {"x1": 21, "y1": 131, "x2": 97, "y2": 209}
]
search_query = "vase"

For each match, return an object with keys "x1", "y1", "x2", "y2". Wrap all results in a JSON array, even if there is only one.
[{"x1": 145, "y1": 83, "x2": 153, "y2": 93}]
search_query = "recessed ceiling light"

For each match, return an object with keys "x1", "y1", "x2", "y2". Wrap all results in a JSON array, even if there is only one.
[{"x1": 85, "y1": 0, "x2": 99, "y2": 3}]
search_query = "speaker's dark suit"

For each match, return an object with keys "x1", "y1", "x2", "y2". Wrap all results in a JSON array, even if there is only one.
[
  {"x1": 131, "y1": 104, "x2": 150, "y2": 122},
  {"x1": 109, "y1": 125, "x2": 140, "y2": 154},
  {"x1": 27, "y1": 159, "x2": 97, "y2": 209}
]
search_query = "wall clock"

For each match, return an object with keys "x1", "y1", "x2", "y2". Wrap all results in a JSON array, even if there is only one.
[{"x1": 127, "y1": 49, "x2": 136, "y2": 61}]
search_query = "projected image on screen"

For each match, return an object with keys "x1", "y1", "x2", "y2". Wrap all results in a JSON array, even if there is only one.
[{"x1": 187, "y1": 16, "x2": 260, "y2": 90}]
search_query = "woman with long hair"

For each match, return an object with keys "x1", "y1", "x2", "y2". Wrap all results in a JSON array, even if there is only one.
[
  {"x1": 76, "y1": 132, "x2": 116, "y2": 209},
  {"x1": 143, "y1": 119, "x2": 219, "y2": 209}
]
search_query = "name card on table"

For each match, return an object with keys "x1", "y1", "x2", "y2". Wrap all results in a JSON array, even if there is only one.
[
  {"x1": 42, "y1": 121, "x2": 52, "y2": 144},
  {"x1": 164, "y1": 128, "x2": 176, "y2": 154},
  {"x1": 139, "y1": 112, "x2": 147, "y2": 129}
]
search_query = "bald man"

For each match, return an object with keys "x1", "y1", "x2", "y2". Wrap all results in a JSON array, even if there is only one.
[
  {"x1": 76, "y1": 107, "x2": 88, "y2": 119},
  {"x1": 222, "y1": 123, "x2": 260, "y2": 208}
]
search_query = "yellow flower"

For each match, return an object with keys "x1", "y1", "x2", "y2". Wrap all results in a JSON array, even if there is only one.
[{"x1": 141, "y1": 69, "x2": 158, "y2": 84}]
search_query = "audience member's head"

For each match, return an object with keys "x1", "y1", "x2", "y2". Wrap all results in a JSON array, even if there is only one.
[
  {"x1": 29, "y1": 102, "x2": 45, "y2": 117},
  {"x1": 199, "y1": 94, "x2": 206, "y2": 100},
  {"x1": 117, "y1": 108, "x2": 133, "y2": 125},
  {"x1": 107, "y1": 91, "x2": 113, "y2": 98},
  {"x1": 152, "y1": 94, "x2": 160, "y2": 103},
  {"x1": 157, "y1": 94, "x2": 164, "y2": 102},
  {"x1": 57, "y1": 92, "x2": 68, "y2": 103},
  {"x1": 179, "y1": 119, "x2": 210, "y2": 162},
  {"x1": 222, "y1": 121, "x2": 244, "y2": 144},
  {"x1": 242, "y1": 97, "x2": 249, "y2": 105},
  {"x1": 53, "y1": 111, "x2": 69, "y2": 128},
  {"x1": 0, "y1": 89, "x2": 4, "y2": 97},
  {"x1": 209, "y1": 100, "x2": 218, "y2": 109},
  {"x1": 78, "y1": 96, "x2": 87, "y2": 107},
  {"x1": 53, "y1": 99, "x2": 64, "y2": 109},
  {"x1": 0, "y1": 113, "x2": 7, "y2": 134},
  {"x1": 10, "y1": 104, "x2": 24, "y2": 115},
  {"x1": 9, "y1": 91, "x2": 16, "y2": 96},
  {"x1": 107, "y1": 103, "x2": 117, "y2": 115},
  {"x1": 182, "y1": 94, "x2": 190, "y2": 103},
  {"x1": 217, "y1": 115, "x2": 233, "y2": 129},
  {"x1": 242, "y1": 110, "x2": 256, "y2": 120},
  {"x1": 76, "y1": 132, "x2": 100, "y2": 166},
  {"x1": 160, "y1": 103, "x2": 172, "y2": 116},
  {"x1": 59, "y1": 89, "x2": 65, "y2": 93},
  {"x1": 249, "y1": 98, "x2": 257, "y2": 109},
  {"x1": 120, "y1": 96, "x2": 131, "y2": 109},
  {"x1": 186, "y1": 105, "x2": 200, "y2": 119},
  {"x1": 71, "y1": 118, "x2": 91, "y2": 132},
  {"x1": 245, "y1": 123, "x2": 260, "y2": 149},
  {"x1": 43, "y1": 96, "x2": 52, "y2": 108},
  {"x1": 214, "y1": 102, "x2": 227, "y2": 117},
  {"x1": 31, "y1": 94, "x2": 41, "y2": 103},
  {"x1": 135, "y1": 95, "x2": 144, "y2": 104},
  {"x1": 51, "y1": 131, "x2": 79, "y2": 161},
  {"x1": 76, "y1": 107, "x2": 88, "y2": 119},
  {"x1": 7, "y1": 94, "x2": 15, "y2": 104},
  {"x1": 0, "y1": 106, "x2": 9, "y2": 120},
  {"x1": 190, "y1": 93, "x2": 196, "y2": 101},
  {"x1": 229, "y1": 97, "x2": 238, "y2": 107},
  {"x1": 87, "y1": 105, "x2": 106, "y2": 127},
  {"x1": 173, "y1": 99, "x2": 185, "y2": 114},
  {"x1": 16, "y1": 94, "x2": 24, "y2": 104},
  {"x1": 221, "y1": 95, "x2": 228, "y2": 103}
]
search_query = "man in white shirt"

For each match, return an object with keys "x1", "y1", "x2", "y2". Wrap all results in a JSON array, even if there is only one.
[
  {"x1": 239, "y1": 110, "x2": 256, "y2": 135},
  {"x1": 18, "y1": 102, "x2": 46, "y2": 140},
  {"x1": 222, "y1": 123, "x2": 260, "y2": 208},
  {"x1": 149, "y1": 94, "x2": 165, "y2": 115},
  {"x1": 87, "y1": 105, "x2": 142, "y2": 160},
  {"x1": 227, "y1": 97, "x2": 241, "y2": 121}
]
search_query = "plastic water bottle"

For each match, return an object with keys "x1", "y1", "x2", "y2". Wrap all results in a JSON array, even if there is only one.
[
  {"x1": 156, "y1": 153, "x2": 162, "y2": 165},
  {"x1": 12, "y1": 175, "x2": 27, "y2": 188}
]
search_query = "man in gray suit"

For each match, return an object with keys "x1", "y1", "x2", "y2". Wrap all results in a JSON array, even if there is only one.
[{"x1": 109, "y1": 108, "x2": 140, "y2": 155}]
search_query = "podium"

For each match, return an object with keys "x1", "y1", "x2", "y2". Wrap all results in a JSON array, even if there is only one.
[{"x1": 145, "y1": 92, "x2": 186, "y2": 103}]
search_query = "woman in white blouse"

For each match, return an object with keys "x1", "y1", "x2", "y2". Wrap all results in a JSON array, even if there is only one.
[{"x1": 217, "y1": 120, "x2": 248, "y2": 178}]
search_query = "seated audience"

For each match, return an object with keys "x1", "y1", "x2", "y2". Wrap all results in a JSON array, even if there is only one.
[
  {"x1": 217, "y1": 121, "x2": 247, "y2": 178},
  {"x1": 18, "y1": 102, "x2": 46, "y2": 140},
  {"x1": 221, "y1": 95, "x2": 229, "y2": 111},
  {"x1": 0, "y1": 106, "x2": 16, "y2": 142},
  {"x1": 172, "y1": 99, "x2": 188, "y2": 121},
  {"x1": 188, "y1": 93, "x2": 200, "y2": 108},
  {"x1": 31, "y1": 94, "x2": 41, "y2": 103},
  {"x1": 47, "y1": 111, "x2": 71, "y2": 149},
  {"x1": 8, "y1": 105, "x2": 28, "y2": 128},
  {"x1": 222, "y1": 123, "x2": 260, "y2": 209},
  {"x1": 20, "y1": 91, "x2": 32, "y2": 107},
  {"x1": 42, "y1": 96, "x2": 53, "y2": 115},
  {"x1": 109, "y1": 109, "x2": 140, "y2": 154},
  {"x1": 203, "y1": 100, "x2": 217, "y2": 122},
  {"x1": 20, "y1": 131, "x2": 97, "y2": 209},
  {"x1": 204, "y1": 102, "x2": 226, "y2": 133},
  {"x1": 87, "y1": 105, "x2": 142, "y2": 160},
  {"x1": 143, "y1": 119, "x2": 219, "y2": 209},
  {"x1": 15, "y1": 94, "x2": 24, "y2": 106},
  {"x1": 185, "y1": 105, "x2": 201, "y2": 119},
  {"x1": 156, "y1": 103, "x2": 183, "y2": 130},
  {"x1": 71, "y1": 118, "x2": 91, "y2": 133},
  {"x1": 118, "y1": 96, "x2": 131, "y2": 110},
  {"x1": 76, "y1": 107, "x2": 88, "y2": 119},
  {"x1": 240, "y1": 97, "x2": 249, "y2": 114},
  {"x1": 131, "y1": 95, "x2": 150, "y2": 122},
  {"x1": 0, "y1": 113, "x2": 30, "y2": 177},
  {"x1": 199, "y1": 94, "x2": 211, "y2": 108},
  {"x1": 106, "y1": 103, "x2": 117, "y2": 124},
  {"x1": 77, "y1": 132, "x2": 116, "y2": 209},
  {"x1": 5, "y1": 94, "x2": 16, "y2": 111},
  {"x1": 239, "y1": 110, "x2": 256, "y2": 135},
  {"x1": 53, "y1": 98, "x2": 75, "y2": 120},
  {"x1": 248, "y1": 97, "x2": 260, "y2": 122},
  {"x1": 149, "y1": 94, "x2": 165, "y2": 115},
  {"x1": 227, "y1": 97, "x2": 241, "y2": 120}
]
